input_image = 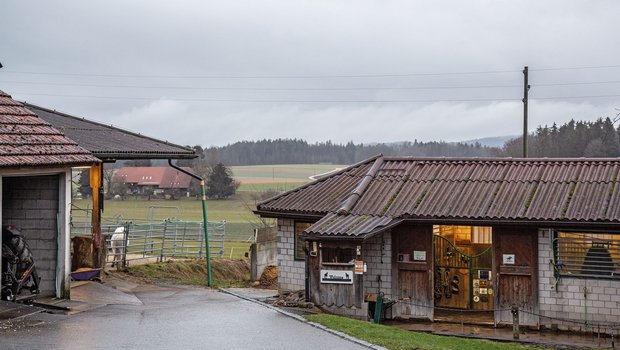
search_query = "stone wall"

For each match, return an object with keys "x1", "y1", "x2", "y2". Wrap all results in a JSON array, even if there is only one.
[
  {"x1": 538, "y1": 229, "x2": 620, "y2": 333},
  {"x1": 2, "y1": 175, "x2": 59, "y2": 295},
  {"x1": 276, "y1": 218, "x2": 305, "y2": 291}
]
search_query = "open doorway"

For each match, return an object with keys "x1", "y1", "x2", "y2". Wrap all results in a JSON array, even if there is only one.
[{"x1": 433, "y1": 225, "x2": 494, "y2": 320}]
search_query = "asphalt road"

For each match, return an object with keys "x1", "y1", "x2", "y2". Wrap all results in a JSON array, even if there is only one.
[{"x1": 0, "y1": 284, "x2": 369, "y2": 350}]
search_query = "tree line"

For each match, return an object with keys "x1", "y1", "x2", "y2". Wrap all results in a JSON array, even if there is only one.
[
  {"x1": 204, "y1": 139, "x2": 498, "y2": 166},
  {"x1": 197, "y1": 117, "x2": 620, "y2": 164}
]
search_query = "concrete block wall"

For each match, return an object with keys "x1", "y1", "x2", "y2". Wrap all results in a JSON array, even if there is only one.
[
  {"x1": 255, "y1": 240, "x2": 277, "y2": 279},
  {"x1": 2, "y1": 175, "x2": 59, "y2": 294},
  {"x1": 538, "y1": 229, "x2": 620, "y2": 333},
  {"x1": 363, "y1": 231, "x2": 393, "y2": 299},
  {"x1": 276, "y1": 218, "x2": 305, "y2": 291}
]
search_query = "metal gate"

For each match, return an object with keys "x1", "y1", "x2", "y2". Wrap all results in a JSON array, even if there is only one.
[{"x1": 433, "y1": 235, "x2": 493, "y2": 310}]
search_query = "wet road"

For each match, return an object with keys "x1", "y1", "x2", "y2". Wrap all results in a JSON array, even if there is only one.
[{"x1": 0, "y1": 284, "x2": 368, "y2": 350}]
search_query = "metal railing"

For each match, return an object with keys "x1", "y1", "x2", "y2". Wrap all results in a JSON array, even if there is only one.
[
  {"x1": 553, "y1": 232, "x2": 620, "y2": 279},
  {"x1": 70, "y1": 218, "x2": 226, "y2": 267}
]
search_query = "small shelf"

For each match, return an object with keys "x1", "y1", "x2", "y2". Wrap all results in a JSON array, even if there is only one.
[{"x1": 321, "y1": 262, "x2": 355, "y2": 267}]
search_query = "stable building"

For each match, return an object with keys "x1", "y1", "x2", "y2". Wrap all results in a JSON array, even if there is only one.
[
  {"x1": 255, "y1": 155, "x2": 620, "y2": 331},
  {"x1": 0, "y1": 90, "x2": 99, "y2": 298}
]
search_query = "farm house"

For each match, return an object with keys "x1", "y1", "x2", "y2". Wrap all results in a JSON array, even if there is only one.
[
  {"x1": 256, "y1": 155, "x2": 620, "y2": 331},
  {"x1": 0, "y1": 90, "x2": 100, "y2": 298}
]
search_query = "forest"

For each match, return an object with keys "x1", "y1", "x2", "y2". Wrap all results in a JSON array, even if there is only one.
[{"x1": 194, "y1": 117, "x2": 620, "y2": 165}]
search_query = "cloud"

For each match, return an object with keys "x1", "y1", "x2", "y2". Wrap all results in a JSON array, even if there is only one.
[{"x1": 114, "y1": 99, "x2": 618, "y2": 147}]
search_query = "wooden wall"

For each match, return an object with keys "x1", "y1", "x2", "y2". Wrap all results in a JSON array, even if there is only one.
[
  {"x1": 493, "y1": 226, "x2": 539, "y2": 327},
  {"x1": 308, "y1": 240, "x2": 362, "y2": 308},
  {"x1": 391, "y1": 224, "x2": 433, "y2": 320}
]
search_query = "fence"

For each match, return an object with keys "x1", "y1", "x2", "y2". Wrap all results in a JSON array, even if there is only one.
[{"x1": 70, "y1": 216, "x2": 226, "y2": 267}]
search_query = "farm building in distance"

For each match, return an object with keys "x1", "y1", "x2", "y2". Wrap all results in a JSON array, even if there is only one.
[
  {"x1": 256, "y1": 155, "x2": 620, "y2": 332},
  {"x1": 114, "y1": 167, "x2": 194, "y2": 197}
]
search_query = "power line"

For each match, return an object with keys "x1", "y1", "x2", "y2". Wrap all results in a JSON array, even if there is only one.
[
  {"x1": 11, "y1": 91, "x2": 620, "y2": 103},
  {"x1": 0, "y1": 80, "x2": 522, "y2": 90},
  {"x1": 531, "y1": 64, "x2": 620, "y2": 72},
  {"x1": 0, "y1": 69, "x2": 521, "y2": 79},
  {"x1": 12, "y1": 92, "x2": 522, "y2": 103},
  {"x1": 3, "y1": 79, "x2": 620, "y2": 91},
  {"x1": 2, "y1": 63, "x2": 619, "y2": 79}
]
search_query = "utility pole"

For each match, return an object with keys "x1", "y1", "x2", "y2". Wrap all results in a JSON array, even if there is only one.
[{"x1": 522, "y1": 66, "x2": 529, "y2": 158}]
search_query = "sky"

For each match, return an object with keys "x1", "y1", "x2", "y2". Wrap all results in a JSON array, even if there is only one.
[{"x1": 1, "y1": 1, "x2": 619, "y2": 147}]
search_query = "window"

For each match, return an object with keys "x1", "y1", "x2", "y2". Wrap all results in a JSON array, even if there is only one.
[
  {"x1": 554, "y1": 231, "x2": 620, "y2": 279},
  {"x1": 294, "y1": 222, "x2": 312, "y2": 261},
  {"x1": 321, "y1": 247, "x2": 355, "y2": 264}
]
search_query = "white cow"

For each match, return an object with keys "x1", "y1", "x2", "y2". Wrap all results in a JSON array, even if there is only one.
[{"x1": 110, "y1": 226, "x2": 126, "y2": 268}]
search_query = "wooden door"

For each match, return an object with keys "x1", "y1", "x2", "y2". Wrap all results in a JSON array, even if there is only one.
[
  {"x1": 392, "y1": 224, "x2": 433, "y2": 320},
  {"x1": 493, "y1": 227, "x2": 539, "y2": 327}
]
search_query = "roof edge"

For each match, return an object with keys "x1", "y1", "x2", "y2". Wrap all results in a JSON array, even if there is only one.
[
  {"x1": 23, "y1": 102, "x2": 197, "y2": 157},
  {"x1": 256, "y1": 154, "x2": 383, "y2": 208}
]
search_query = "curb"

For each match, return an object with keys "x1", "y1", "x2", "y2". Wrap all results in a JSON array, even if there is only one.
[{"x1": 220, "y1": 288, "x2": 387, "y2": 350}]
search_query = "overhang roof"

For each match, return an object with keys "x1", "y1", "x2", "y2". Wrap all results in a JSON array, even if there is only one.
[
  {"x1": 0, "y1": 90, "x2": 99, "y2": 168},
  {"x1": 24, "y1": 103, "x2": 196, "y2": 161},
  {"x1": 256, "y1": 155, "x2": 620, "y2": 239}
]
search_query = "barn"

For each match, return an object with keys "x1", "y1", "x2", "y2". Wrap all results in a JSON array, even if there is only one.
[
  {"x1": 255, "y1": 155, "x2": 620, "y2": 331},
  {"x1": 0, "y1": 90, "x2": 99, "y2": 298}
]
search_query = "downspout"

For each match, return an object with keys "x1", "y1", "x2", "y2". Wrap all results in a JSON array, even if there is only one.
[{"x1": 168, "y1": 159, "x2": 212, "y2": 286}]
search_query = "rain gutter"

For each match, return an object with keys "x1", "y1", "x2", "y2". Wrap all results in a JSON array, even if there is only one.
[{"x1": 168, "y1": 159, "x2": 212, "y2": 286}]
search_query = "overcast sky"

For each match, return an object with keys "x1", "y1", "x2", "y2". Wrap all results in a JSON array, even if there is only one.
[{"x1": 1, "y1": 1, "x2": 619, "y2": 147}]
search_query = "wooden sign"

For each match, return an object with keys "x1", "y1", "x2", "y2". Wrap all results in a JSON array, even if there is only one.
[{"x1": 321, "y1": 270, "x2": 353, "y2": 284}]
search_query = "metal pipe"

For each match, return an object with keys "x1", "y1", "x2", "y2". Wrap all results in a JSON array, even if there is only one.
[{"x1": 168, "y1": 159, "x2": 212, "y2": 286}]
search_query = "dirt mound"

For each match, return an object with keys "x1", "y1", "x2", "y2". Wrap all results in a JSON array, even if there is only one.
[
  {"x1": 123, "y1": 258, "x2": 250, "y2": 287},
  {"x1": 258, "y1": 265, "x2": 278, "y2": 288}
]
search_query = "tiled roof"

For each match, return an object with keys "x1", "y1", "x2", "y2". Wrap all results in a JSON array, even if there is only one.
[
  {"x1": 257, "y1": 156, "x2": 620, "y2": 238},
  {"x1": 24, "y1": 103, "x2": 196, "y2": 161},
  {"x1": 114, "y1": 167, "x2": 193, "y2": 189},
  {"x1": 0, "y1": 90, "x2": 99, "y2": 168}
]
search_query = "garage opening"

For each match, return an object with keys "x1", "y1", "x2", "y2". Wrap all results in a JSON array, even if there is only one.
[
  {"x1": 2, "y1": 175, "x2": 60, "y2": 297},
  {"x1": 433, "y1": 225, "x2": 494, "y2": 323}
]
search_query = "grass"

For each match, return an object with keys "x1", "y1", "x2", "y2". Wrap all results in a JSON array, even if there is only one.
[
  {"x1": 305, "y1": 314, "x2": 536, "y2": 350},
  {"x1": 237, "y1": 182, "x2": 305, "y2": 193},
  {"x1": 125, "y1": 258, "x2": 251, "y2": 288},
  {"x1": 231, "y1": 164, "x2": 346, "y2": 183}
]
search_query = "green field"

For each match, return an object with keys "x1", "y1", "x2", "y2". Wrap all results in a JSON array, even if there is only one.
[
  {"x1": 231, "y1": 164, "x2": 346, "y2": 184},
  {"x1": 73, "y1": 164, "x2": 350, "y2": 259}
]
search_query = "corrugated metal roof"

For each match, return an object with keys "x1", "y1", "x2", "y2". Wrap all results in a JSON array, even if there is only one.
[
  {"x1": 24, "y1": 103, "x2": 196, "y2": 160},
  {"x1": 0, "y1": 90, "x2": 99, "y2": 168},
  {"x1": 305, "y1": 213, "x2": 395, "y2": 238},
  {"x1": 257, "y1": 156, "x2": 620, "y2": 238}
]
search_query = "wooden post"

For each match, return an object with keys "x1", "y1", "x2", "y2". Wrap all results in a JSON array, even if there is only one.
[
  {"x1": 90, "y1": 163, "x2": 103, "y2": 268},
  {"x1": 511, "y1": 305, "x2": 520, "y2": 340}
]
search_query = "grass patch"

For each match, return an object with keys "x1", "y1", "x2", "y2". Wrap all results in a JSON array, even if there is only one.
[
  {"x1": 126, "y1": 258, "x2": 251, "y2": 288},
  {"x1": 231, "y1": 164, "x2": 346, "y2": 183},
  {"x1": 305, "y1": 314, "x2": 536, "y2": 350}
]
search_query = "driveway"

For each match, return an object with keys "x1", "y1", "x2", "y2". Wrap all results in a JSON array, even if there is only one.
[{"x1": 0, "y1": 283, "x2": 369, "y2": 350}]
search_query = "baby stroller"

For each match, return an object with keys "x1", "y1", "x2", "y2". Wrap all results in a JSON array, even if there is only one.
[{"x1": 1, "y1": 225, "x2": 40, "y2": 301}]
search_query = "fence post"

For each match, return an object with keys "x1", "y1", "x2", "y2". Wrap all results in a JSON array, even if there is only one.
[
  {"x1": 160, "y1": 220, "x2": 168, "y2": 262},
  {"x1": 122, "y1": 223, "x2": 129, "y2": 267},
  {"x1": 511, "y1": 305, "x2": 520, "y2": 340}
]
